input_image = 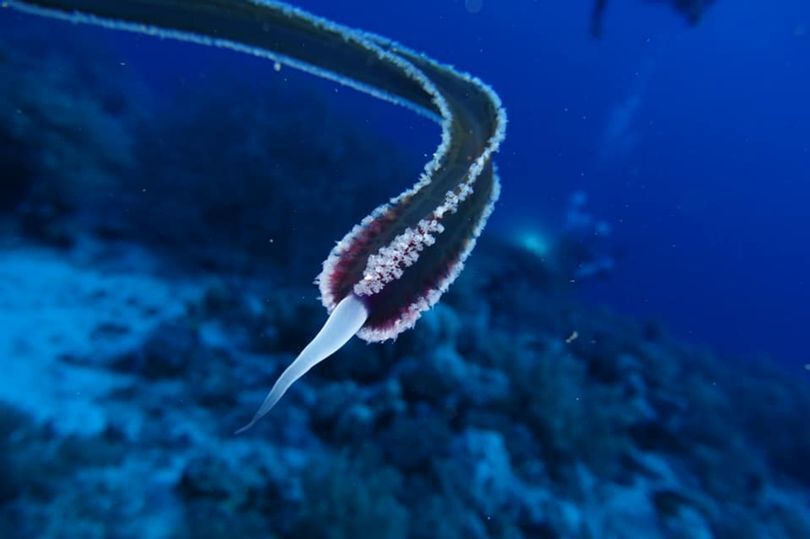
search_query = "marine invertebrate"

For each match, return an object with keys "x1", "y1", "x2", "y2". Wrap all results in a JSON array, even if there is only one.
[{"x1": 9, "y1": 0, "x2": 506, "y2": 430}]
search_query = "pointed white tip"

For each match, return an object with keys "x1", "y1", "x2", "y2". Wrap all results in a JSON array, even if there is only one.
[{"x1": 236, "y1": 294, "x2": 368, "y2": 433}]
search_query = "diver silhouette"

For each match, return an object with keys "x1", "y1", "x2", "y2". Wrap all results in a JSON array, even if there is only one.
[{"x1": 591, "y1": 0, "x2": 716, "y2": 38}]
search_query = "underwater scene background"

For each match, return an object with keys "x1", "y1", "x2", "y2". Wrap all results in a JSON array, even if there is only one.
[{"x1": 1, "y1": 0, "x2": 809, "y2": 537}]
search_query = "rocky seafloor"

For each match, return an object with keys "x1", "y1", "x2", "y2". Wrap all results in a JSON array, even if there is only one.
[{"x1": 2, "y1": 17, "x2": 810, "y2": 539}]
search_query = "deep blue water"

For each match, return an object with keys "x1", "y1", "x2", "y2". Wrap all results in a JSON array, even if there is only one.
[
  {"x1": 287, "y1": 0, "x2": 810, "y2": 366},
  {"x1": 3, "y1": 2, "x2": 810, "y2": 537},
  {"x1": 10, "y1": 0, "x2": 806, "y2": 365}
]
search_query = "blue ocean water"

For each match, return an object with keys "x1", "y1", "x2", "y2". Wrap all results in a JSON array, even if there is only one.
[
  {"x1": 293, "y1": 0, "x2": 810, "y2": 366},
  {"x1": 1, "y1": 1, "x2": 810, "y2": 537}
]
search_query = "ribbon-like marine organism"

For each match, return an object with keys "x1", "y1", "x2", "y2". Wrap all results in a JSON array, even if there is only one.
[{"x1": 8, "y1": 0, "x2": 507, "y2": 432}]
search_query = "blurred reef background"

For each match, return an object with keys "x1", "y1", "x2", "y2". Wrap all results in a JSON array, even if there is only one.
[{"x1": 1, "y1": 1, "x2": 809, "y2": 538}]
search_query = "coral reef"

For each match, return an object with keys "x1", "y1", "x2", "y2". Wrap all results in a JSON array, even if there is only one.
[
  {"x1": 2, "y1": 238, "x2": 808, "y2": 539},
  {"x1": 125, "y1": 74, "x2": 405, "y2": 275},
  {"x1": 0, "y1": 19, "x2": 137, "y2": 246},
  {"x1": 0, "y1": 19, "x2": 401, "y2": 275}
]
